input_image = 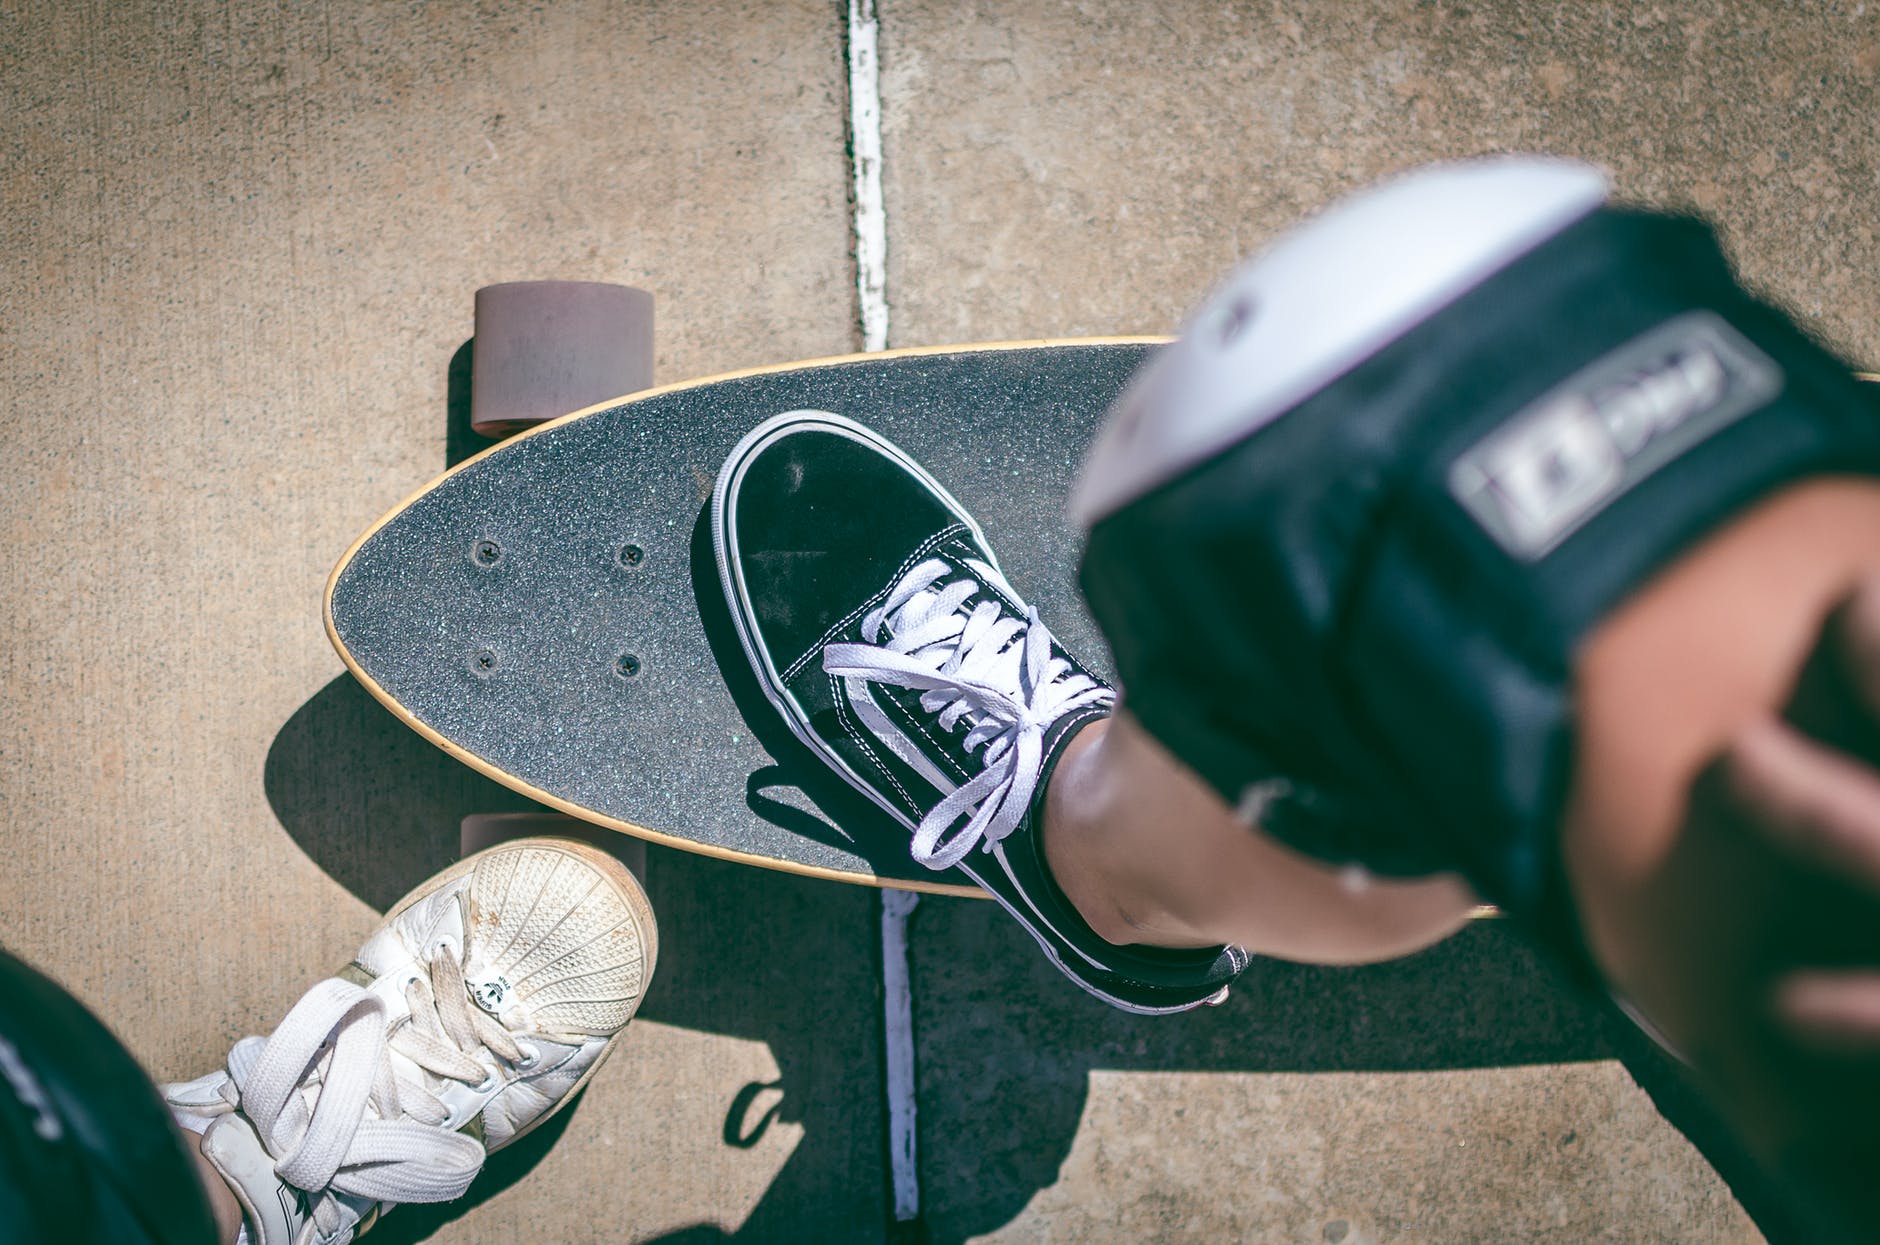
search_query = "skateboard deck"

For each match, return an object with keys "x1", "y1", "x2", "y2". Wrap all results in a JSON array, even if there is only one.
[
  {"x1": 326, "y1": 340, "x2": 1161, "y2": 898},
  {"x1": 331, "y1": 340, "x2": 1872, "y2": 905}
]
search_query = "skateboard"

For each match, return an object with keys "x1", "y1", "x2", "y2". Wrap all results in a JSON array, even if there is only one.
[
  {"x1": 335, "y1": 288, "x2": 1880, "y2": 907},
  {"x1": 326, "y1": 303, "x2": 1159, "y2": 899}
]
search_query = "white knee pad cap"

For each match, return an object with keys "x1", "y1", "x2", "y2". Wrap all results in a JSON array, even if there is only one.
[{"x1": 1071, "y1": 156, "x2": 1611, "y2": 528}]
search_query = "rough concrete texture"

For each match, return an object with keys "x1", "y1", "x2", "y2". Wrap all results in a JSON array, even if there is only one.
[
  {"x1": 1, "y1": 1, "x2": 866, "y2": 1241},
  {"x1": 879, "y1": 1, "x2": 1880, "y2": 364},
  {"x1": 1, "y1": 0, "x2": 1864, "y2": 1240},
  {"x1": 998, "y1": 1063, "x2": 1724, "y2": 1245}
]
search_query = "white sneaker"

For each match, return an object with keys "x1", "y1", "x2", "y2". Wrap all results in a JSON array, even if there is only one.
[{"x1": 164, "y1": 838, "x2": 656, "y2": 1245}]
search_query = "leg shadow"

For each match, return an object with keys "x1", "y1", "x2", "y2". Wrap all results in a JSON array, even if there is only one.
[{"x1": 630, "y1": 849, "x2": 895, "y2": 1243}]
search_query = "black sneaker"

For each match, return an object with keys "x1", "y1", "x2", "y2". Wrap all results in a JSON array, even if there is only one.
[{"x1": 711, "y1": 410, "x2": 1248, "y2": 1014}]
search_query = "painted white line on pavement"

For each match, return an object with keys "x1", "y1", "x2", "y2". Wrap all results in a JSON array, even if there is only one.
[
  {"x1": 880, "y1": 887, "x2": 921, "y2": 1223},
  {"x1": 848, "y1": 0, "x2": 890, "y2": 351}
]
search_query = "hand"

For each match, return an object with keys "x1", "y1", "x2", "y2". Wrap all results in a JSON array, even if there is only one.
[
  {"x1": 1554, "y1": 485, "x2": 1880, "y2": 1234},
  {"x1": 1720, "y1": 576, "x2": 1880, "y2": 1051},
  {"x1": 1644, "y1": 575, "x2": 1880, "y2": 1220}
]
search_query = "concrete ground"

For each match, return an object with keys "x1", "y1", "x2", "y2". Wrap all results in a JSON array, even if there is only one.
[{"x1": 2, "y1": 2, "x2": 1874, "y2": 1241}]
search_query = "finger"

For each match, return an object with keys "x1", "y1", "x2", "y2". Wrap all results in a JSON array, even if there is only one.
[
  {"x1": 1783, "y1": 575, "x2": 1880, "y2": 766},
  {"x1": 1836, "y1": 574, "x2": 1880, "y2": 716},
  {"x1": 1774, "y1": 970, "x2": 1880, "y2": 1052},
  {"x1": 1725, "y1": 717, "x2": 1880, "y2": 883}
]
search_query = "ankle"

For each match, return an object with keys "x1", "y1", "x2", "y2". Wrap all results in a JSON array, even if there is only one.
[
  {"x1": 1041, "y1": 718, "x2": 1209, "y2": 947},
  {"x1": 1041, "y1": 720, "x2": 1118, "y2": 936}
]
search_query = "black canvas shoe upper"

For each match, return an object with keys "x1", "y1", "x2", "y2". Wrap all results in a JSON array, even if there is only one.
[{"x1": 713, "y1": 410, "x2": 1248, "y2": 1014}]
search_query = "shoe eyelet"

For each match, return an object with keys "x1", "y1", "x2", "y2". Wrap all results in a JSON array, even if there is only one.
[
  {"x1": 474, "y1": 1070, "x2": 500, "y2": 1094},
  {"x1": 515, "y1": 1042, "x2": 541, "y2": 1071}
]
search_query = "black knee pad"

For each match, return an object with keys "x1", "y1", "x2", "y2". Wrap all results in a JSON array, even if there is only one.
[
  {"x1": 1076, "y1": 159, "x2": 1880, "y2": 971},
  {"x1": 0, "y1": 947, "x2": 216, "y2": 1245}
]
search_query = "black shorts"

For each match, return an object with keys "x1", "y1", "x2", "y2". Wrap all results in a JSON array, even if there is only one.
[{"x1": 0, "y1": 946, "x2": 215, "y2": 1244}]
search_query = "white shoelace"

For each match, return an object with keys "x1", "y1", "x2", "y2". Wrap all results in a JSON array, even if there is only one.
[
  {"x1": 823, "y1": 556, "x2": 1113, "y2": 870},
  {"x1": 213, "y1": 948, "x2": 524, "y2": 1241}
]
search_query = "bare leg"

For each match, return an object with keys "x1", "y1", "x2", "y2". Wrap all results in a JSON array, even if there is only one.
[{"x1": 1042, "y1": 709, "x2": 1478, "y2": 964}]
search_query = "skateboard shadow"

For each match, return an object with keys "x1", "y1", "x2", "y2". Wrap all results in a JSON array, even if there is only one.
[
  {"x1": 264, "y1": 674, "x2": 544, "y2": 909},
  {"x1": 891, "y1": 897, "x2": 1807, "y2": 1244}
]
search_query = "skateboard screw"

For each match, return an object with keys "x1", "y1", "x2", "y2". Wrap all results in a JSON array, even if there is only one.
[
  {"x1": 472, "y1": 538, "x2": 503, "y2": 567},
  {"x1": 471, "y1": 648, "x2": 500, "y2": 676},
  {"x1": 617, "y1": 543, "x2": 644, "y2": 569},
  {"x1": 615, "y1": 652, "x2": 641, "y2": 679}
]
